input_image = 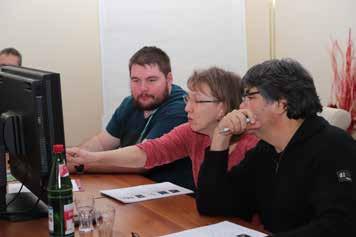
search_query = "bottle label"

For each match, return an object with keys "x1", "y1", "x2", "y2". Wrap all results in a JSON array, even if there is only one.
[
  {"x1": 64, "y1": 202, "x2": 74, "y2": 235},
  {"x1": 59, "y1": 164, "x2": 70, "y2": 177},
  {"x1": 48, "y1": 206, "x2": 54, "y2": 232}
]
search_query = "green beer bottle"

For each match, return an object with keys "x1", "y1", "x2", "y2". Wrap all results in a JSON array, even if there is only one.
[{"x1": 47, "y1": 144, "x2": 74, "y2": 237}]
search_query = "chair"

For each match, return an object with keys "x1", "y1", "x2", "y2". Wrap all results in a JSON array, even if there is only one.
[{"x1": 319, "y1": 107, "x2": 352, "y2": 131}]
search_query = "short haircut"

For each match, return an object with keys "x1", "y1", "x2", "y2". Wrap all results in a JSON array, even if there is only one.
[
  {"x1": 0, "y1": 47, "x2": 22, "y2": 66},
  {"x1": 242, "y1": 58, "x2": 322, "y2": 119},
  {"x1": 187, "y1": 67, "x2": 242, "y2": 114},
  {"x1": 129, "y1": 46, "x2": 171, "y2": 76}
]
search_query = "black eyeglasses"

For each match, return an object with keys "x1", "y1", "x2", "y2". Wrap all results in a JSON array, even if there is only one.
[
  {"x1": 183, "y1": 95, "x2": 221, "y2": 104},
  {"x1": 242, "y1": 90, "x2": 260, "y2": 102},
  {"x1": 243, "y1": 91, "x2": 260, "y2": 97}
]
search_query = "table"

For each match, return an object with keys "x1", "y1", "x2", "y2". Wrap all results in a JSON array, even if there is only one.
[{"x1": 0, "y1": 174, "x2": 267, "y2": 237}]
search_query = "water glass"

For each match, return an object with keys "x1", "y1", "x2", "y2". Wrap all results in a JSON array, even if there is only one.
[
  {"x1": 96, "y1": 205, "x2": 116, "y2": 237},
  {"x1": 75, "y1": 194, "x2": 95, "y2": 233}
]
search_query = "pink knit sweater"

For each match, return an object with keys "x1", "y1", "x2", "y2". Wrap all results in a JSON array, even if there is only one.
[{"x1": 137, "y1": 123, "x2": 259, "y2": 186}]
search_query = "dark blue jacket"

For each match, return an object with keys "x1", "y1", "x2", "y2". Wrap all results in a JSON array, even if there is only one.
[{"x1": 106, "y1": 84, "x2": 194, "y2": 191}]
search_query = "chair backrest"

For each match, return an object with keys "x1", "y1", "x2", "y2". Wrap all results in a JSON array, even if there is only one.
[{"x1": 319, "y1": 107, "x2": 351, "y2": 130}]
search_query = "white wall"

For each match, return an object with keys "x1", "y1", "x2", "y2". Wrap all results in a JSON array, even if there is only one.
[
  {"x1": 0, "y1": 0, "x2": 103, "y2": 146},
  {"x1": 245, "y1": 0, "x2": 270, "y2": 66},
  {"x1": 4, "y1": 1, "x2": 353, "y2": 145},
  {"x1": 1, "y1": 0, "x2": 247, "y2": 145},
  {"x1": 99, "y1": 0, "x2": 248, "y2": 125},
  {"x1": 276, "y1": 0, "x2": 356, "y2": 105},
  {"x1": 246, "y1": 0, "x2": 356, "y2": 106}
]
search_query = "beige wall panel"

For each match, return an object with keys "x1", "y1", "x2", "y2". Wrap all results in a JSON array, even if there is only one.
[
  {"x1": 0, "y1": 0, "x2": 103, "y2": 146},
  {"x1": 246, "y1": 0, "x2": 356, "y2": 105}
]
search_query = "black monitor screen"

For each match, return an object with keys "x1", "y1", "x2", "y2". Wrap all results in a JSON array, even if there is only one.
[{"x1": 0, "y1": 65, "x2": 65, "y2": 220}]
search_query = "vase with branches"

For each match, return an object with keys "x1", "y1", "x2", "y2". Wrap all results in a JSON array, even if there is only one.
[{"x1": 329, "y1": 29, "x2": 356, "y2": 133}]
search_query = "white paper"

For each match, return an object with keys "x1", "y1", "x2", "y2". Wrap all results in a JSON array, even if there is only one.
[
  {"x1": 71, "y1": 179, "x2": 79, "y2": 192},
  {"x1": 7, "y1": 182, "x2": 31, "y2": 193},
  {"x1": 161, "y1": 221, "x2": 268, "y2": 237},
  {"x1": 100, "y1": 182, "x2": 193, "y2": 203},
  {"x1": 7, "y1": 179, "x2": 79, "y2": 193}
]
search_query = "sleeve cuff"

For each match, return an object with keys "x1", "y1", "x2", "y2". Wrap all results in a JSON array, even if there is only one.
[
  {"x1": 204, "y1": 147, "x2": 229, "y2": 169},
  {"x1": 205, "y1": 148, "x2": 229, "y2": 160}
]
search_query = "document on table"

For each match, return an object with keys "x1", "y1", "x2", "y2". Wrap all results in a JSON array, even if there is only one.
[
  {"x1": 100, "y1": 182, "x2": 193, "y2": 203},
  {"x1": 71, "y1": 179, "x2": 81, "y2": 192},
  {"x1": 7, "y1": 179, "x2": 80, "y2": 193},
  {"x1": 7, "y1": 182, "x2": 31, "y2": 193},
  {"x1": 160, "y1": 221, "x2": 268, "y2": 237}
]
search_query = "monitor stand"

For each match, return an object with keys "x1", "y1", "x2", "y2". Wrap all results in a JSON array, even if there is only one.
[
  {"x1": 0, "y1": 130, "x2": 47, "y2": 221},
  {"x1": 0, "y1": 192, "x2": 48, "y2": 221}
]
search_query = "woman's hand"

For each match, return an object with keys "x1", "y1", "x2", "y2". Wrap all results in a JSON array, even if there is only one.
[
  {"x1": 216, "y1": 109, "x2": 256, "y2": 136},
  {"x1": 211, "y1": 109, "x2": 257, "y2": 151}
]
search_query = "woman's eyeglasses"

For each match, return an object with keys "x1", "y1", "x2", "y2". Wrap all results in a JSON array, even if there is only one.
[{"x1": 183, "y1": 95, "x2": 221, "y2": 104}]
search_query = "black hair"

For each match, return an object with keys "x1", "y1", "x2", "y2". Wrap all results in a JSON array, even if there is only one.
[{"x1": 242, "y1": 58, "x2": 322, "y2": 119}]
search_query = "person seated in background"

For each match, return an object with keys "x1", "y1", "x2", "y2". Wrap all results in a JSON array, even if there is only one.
[
  {"x1": 196, "y1": 58, "x2": 356, "y2": 236},
  {"x1": 67, "y1": 67, "x2": 258, "y2": 189},
  {"x1": 0, "y1": 47, "x2": 22, "y2": 66},
  {"x1": 67, "y1": 46, "x2": 194, "y2": 190}
]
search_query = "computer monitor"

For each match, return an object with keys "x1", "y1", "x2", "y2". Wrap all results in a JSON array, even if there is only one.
[{"x1": 0, "y1": 65, "x2": 66, "y2": 221}]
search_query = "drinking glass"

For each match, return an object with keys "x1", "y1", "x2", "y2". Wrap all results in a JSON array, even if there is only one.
[
  {"x1": 75, "y1": 194, "x2": 95, "y2": 233},
  {"x1": 96, "y1": 205, "x2": 116, "y2": 237}
]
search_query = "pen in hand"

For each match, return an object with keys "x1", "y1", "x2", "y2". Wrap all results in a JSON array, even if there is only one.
[{"x1": 219, "y1": 117, "x2": 251, "y2": 134}]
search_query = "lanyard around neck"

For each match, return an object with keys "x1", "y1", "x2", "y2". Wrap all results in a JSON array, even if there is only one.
[{"x1": 136, "y1": 109, "x2": 157, "y2": 144}]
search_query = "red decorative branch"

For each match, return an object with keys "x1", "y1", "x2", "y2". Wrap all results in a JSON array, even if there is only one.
[{"x1": 329, "y1": 29, "x2": 356, "y2": 132}]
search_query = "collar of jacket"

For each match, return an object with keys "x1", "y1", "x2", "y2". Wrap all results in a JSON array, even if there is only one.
[
  {"x1": 287, "y1": 115, "x2": 328, "y2": 148},
  {"x1": 258, "y1": 115, "x2": 328, "y2": 155}
]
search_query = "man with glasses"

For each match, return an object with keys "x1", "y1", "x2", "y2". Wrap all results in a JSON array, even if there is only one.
[
  {"x1": 67, "y1": 46, "x2": 194, "y2": 190},
  {"x1": 0, "y1": 47, "x2": 22, "y2": 66},
  {"x1": 197, "y1": 58, "x2": 356, "y2": 236}
]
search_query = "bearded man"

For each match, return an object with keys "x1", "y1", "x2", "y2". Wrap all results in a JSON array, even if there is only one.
[{"x1": 67, "y1": 46, "x2": 193, "y2": 190}]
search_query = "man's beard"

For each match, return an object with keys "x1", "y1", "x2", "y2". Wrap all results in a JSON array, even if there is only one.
[{"x1": 133, "y1": 85, "x2": 169, "y2": 111}]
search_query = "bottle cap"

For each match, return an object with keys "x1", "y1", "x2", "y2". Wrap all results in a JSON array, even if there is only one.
[{"x1": 53, "y1": 144, "x2": 64, "y2": 154}]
